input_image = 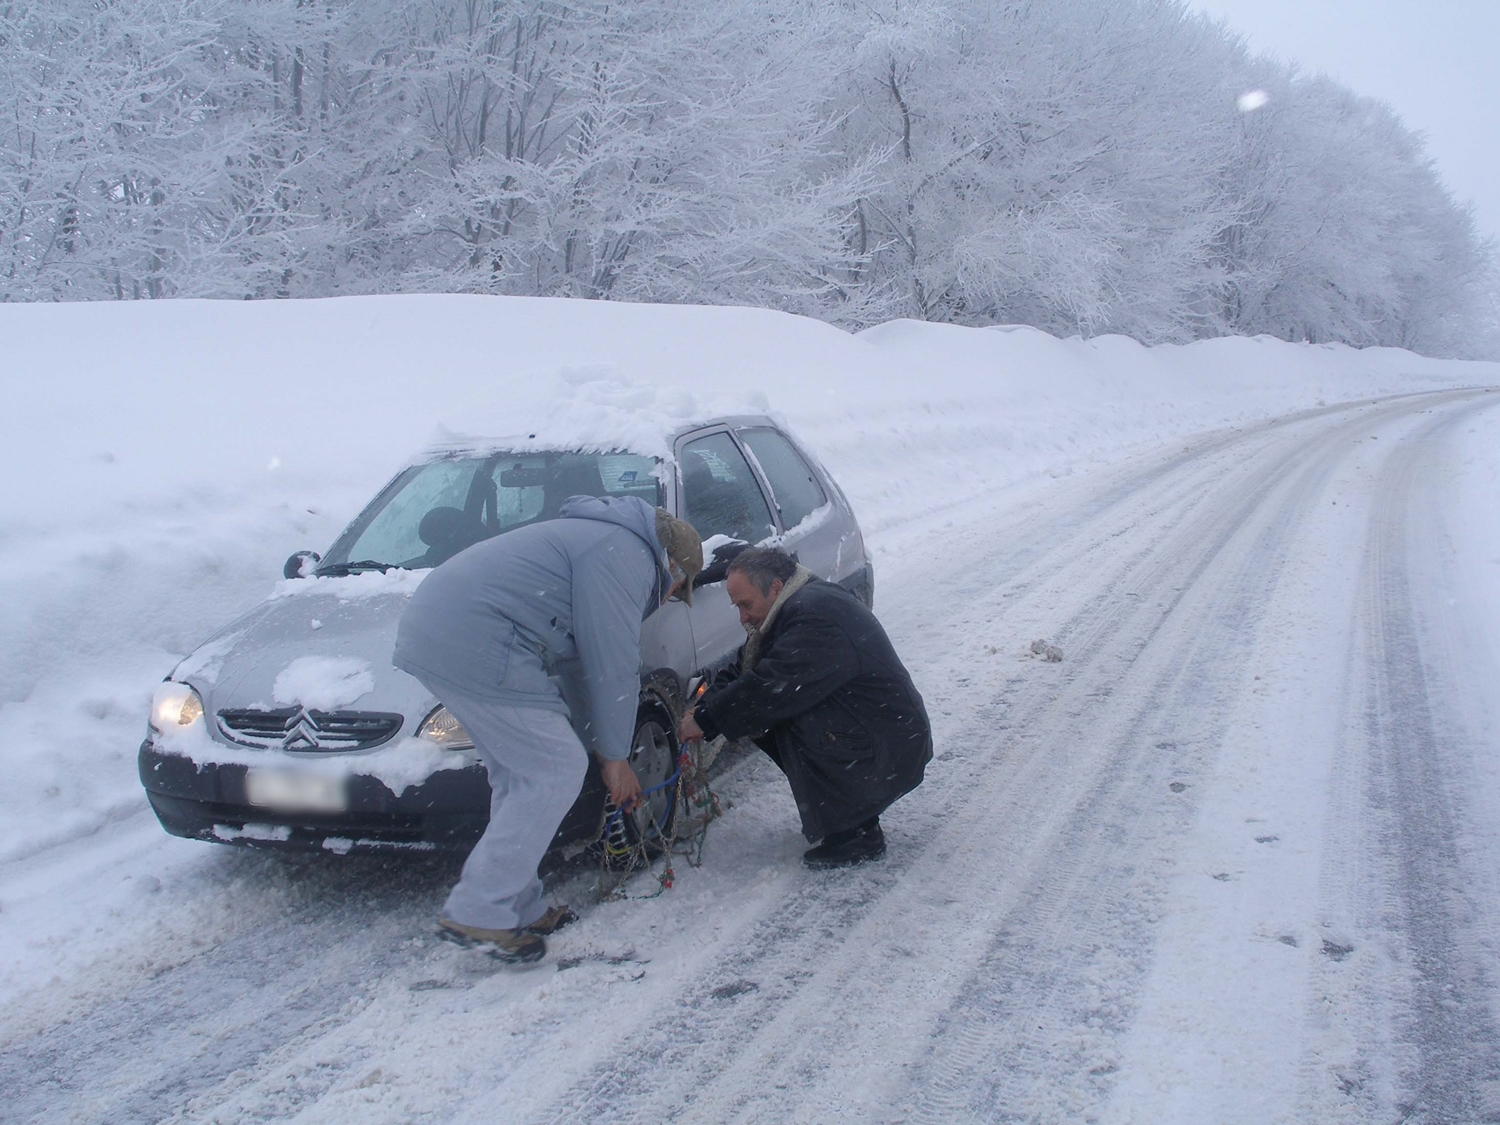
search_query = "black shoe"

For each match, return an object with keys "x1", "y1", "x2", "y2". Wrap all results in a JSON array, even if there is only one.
[{"x1": 802, "y1": 821, "x2": 886, "y2": 870}]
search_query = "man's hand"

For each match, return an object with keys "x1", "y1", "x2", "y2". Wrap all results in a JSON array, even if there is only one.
[
  {"x1": 599, "y1": 757, "x2": 643, "y2": 812},
  {"x1": 678, "y1": 708, "x2": 704, "y2": 743}
]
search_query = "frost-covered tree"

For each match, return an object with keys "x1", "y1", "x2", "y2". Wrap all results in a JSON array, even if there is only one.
[
  {"x1": 1213, "y1": 66, "x2": 1493, "y2": 355},
  {"x1": 379, "y1": 0, "x2": 874, "y2": 312},
  {"x1": 1, "y1": 0, "x2": 237, "y2": 297},
  {"x1": 821, "y1": 0, "x2": 1243, "y2": 337},
  {"x1": 1, "y1": 0, "x2": 1493, "y2": 356}
]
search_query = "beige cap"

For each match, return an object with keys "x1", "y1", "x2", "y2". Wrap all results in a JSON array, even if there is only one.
[{"x1": 654, "y1": 509, "x2": 703, "y2": 605}]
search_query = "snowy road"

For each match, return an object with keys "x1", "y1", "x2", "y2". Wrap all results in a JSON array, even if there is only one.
[{"x1": 4, "y1": 389, "x2": 1500, "y2": 1124}]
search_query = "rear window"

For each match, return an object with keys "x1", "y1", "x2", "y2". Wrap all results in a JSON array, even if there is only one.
[
  {"x1": 738, "y1": 428, "x2": 827, "y2": 530},
  {"x1": 679, "y1": 432, "x2": 777, "y2": 543}
]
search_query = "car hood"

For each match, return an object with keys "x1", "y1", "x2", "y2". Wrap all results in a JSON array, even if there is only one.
[{"x1": 173, "y1": 569, "x2": 436, "y2": 729}]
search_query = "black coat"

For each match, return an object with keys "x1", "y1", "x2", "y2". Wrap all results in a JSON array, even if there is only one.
[{"x1": 694, "y1": 579, "x2": 932, "y2": 841}]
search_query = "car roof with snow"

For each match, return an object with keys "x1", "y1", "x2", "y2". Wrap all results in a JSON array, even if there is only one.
[{"x1": 412, "y1": 413, "x2": 783, "y2": 465}]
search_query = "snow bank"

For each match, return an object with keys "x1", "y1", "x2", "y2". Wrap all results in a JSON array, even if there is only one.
[{"x1": 1, "y1": 294, "x2": 1494, "y2": 864}]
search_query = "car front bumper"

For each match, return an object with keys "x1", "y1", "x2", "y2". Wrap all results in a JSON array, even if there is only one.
[{"x1": 138, "y1": 738, "x2": 490, "y2": 854}]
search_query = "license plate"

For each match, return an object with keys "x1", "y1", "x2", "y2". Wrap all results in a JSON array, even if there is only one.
[{"x1": 244, "y1": 769, "x2": 347, "y2": 813}]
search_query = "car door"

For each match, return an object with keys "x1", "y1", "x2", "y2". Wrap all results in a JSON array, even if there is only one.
[
  {"x1": 737, "y1": 425, "x2": 861, "y2": 585},
  {"x1": 674, "y1": 426, "x2": 780, "y2": 674}
]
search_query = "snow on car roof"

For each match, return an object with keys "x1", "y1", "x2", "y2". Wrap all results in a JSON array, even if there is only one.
[{"x1": 409, "y1": 366, "x2": 776, "y2": 463}]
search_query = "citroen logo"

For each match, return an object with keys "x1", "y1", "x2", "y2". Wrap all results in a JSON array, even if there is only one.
[{"x1": 281, "y1": 709, "x2": 322, "y2": 751}]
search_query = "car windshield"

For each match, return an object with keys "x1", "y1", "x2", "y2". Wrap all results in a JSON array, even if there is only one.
[{"x1": 319, "y1": 451, "x2": 663, "y2": 572}]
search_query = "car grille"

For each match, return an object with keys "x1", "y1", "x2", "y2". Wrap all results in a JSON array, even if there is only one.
[{"x1": 217, "y1": 707, "x2": 404, "y2": 753}]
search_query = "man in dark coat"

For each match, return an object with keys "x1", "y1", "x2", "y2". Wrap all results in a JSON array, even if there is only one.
[{"x1": 678, "y1": 546, "x2": 931, "y2": 868}]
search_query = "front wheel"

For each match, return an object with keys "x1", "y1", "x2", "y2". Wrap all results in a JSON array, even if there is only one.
[{"x1": 601, "y1": 705, "x2": 681, "y2": 866}]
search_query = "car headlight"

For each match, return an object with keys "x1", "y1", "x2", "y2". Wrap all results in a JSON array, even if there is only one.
[
  {"x1": 151, "y1": 681, "x2": 205, "y2": 732},
  {"x1": 416, "y1": 705, "x2": 474, "y2": 751}
]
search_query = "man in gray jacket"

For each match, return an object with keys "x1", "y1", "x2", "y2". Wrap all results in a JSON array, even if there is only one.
[{"x1": 394, "y1": 494, "x2": 702, "y2": 962}]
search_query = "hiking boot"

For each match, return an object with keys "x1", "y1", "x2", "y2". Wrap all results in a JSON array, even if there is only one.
[
  {"x1": 802, "y1": 820, "x2": 886, "y2": 870},
  {"x1": 437, "y1": 918, "x2": 547, "y2": 963},
  {"x1": 525, "y1": 904, "x2": 578, "y2": 935}
]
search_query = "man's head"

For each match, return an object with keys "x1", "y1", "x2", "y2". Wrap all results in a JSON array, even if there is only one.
[
  {"x1": 725, "y1": 546, "x2": 798, "y2": 629},
  {"x1": 654, "y1": 509, "x2": 703, "y2": 605}
]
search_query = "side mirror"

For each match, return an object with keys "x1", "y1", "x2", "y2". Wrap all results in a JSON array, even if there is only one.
[
  {"x1": 694, "y1": 540, "x2": 750, "y2": 588},
  {"x1": 283, "y1": 550, "x2": 321, "y2": 579}
]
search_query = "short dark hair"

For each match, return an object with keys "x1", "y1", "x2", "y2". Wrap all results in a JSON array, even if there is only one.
[{"x1": 726, "y1": 546, "x2": 797, "y2": 594}]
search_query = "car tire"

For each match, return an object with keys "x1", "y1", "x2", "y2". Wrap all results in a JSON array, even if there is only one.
[{"x1": 600, "y1": 702, "x2": 681, "y2": 868}]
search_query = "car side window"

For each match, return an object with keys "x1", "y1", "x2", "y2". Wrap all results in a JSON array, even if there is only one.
[
  {"x1": 680, "y1": 432, "x2": 777, "y2": 544},
  {"x1": 738, "y1": 428, "x2": 828, "y2": 531}
]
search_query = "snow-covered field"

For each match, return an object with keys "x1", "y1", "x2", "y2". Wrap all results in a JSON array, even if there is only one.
[{"x1": 2, "y1": 295, "x2": 1498, "y2": 1122}]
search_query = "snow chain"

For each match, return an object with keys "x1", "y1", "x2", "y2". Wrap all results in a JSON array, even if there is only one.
[{"x1": 595, "y1": 735, "x2": 724, "y2": 903}]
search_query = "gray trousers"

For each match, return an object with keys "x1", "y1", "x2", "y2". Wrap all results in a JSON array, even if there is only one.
[{"x1": 436, "y1": 693, "x2": 589, "y2": 931}]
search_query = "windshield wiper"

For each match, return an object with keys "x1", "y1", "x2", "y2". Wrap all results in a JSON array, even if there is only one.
[{"x1": 314, "y1": 559, "x2": 402, "y2": 577}]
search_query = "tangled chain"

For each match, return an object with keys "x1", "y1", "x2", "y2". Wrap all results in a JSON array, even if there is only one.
[{"x1": 596, "y1": 735, "x2": 723, "y2": 902}]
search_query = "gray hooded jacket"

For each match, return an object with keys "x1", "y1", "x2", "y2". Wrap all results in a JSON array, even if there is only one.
[{"x1": 393, "y1": 494, "x2": 670, "y2": 761}]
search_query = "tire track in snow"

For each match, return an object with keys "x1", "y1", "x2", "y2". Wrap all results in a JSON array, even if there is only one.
[
  {"x1": 1300, "y1": 394, "x2": 1500, "y2": 1124},
  {"x1": 880, "y1": 394, "x2": 1489, "y2": 1125},
  {"x1": 0, "y1": 852, "x2": 455, "y2": 1125}
]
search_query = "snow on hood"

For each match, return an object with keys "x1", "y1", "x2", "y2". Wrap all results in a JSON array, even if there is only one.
[
  {"x1": 271, "y1": 656, "x2": 375, "y2": 711},
  {"x1": 157, "y1": 593, "x2": 464, "y2": 795},
  {"x1": 171, "y1": 578, "x2": 433, "y2": 729}
]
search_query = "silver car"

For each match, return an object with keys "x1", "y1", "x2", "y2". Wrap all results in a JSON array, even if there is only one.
[{"x1": 139, "y1": 415, "x2": 873, "y2": 855}]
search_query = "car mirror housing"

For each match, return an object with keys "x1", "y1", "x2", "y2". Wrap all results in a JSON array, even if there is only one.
[
  {"x1": 694, "y1": 540, "x2": 750, "y2": 588},
  {"x1": 283, "y1": 550, "x2": 322, "y2": 579}
]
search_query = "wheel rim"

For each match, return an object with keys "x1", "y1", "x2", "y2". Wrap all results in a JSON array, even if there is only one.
[{"x1": 628, "y1": 717, "x2": 676, "y2": 836}]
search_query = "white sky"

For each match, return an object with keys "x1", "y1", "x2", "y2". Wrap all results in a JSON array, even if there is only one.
[{"x1": 1186, "y1": 0, "x2": 1500, "y2": 244}]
